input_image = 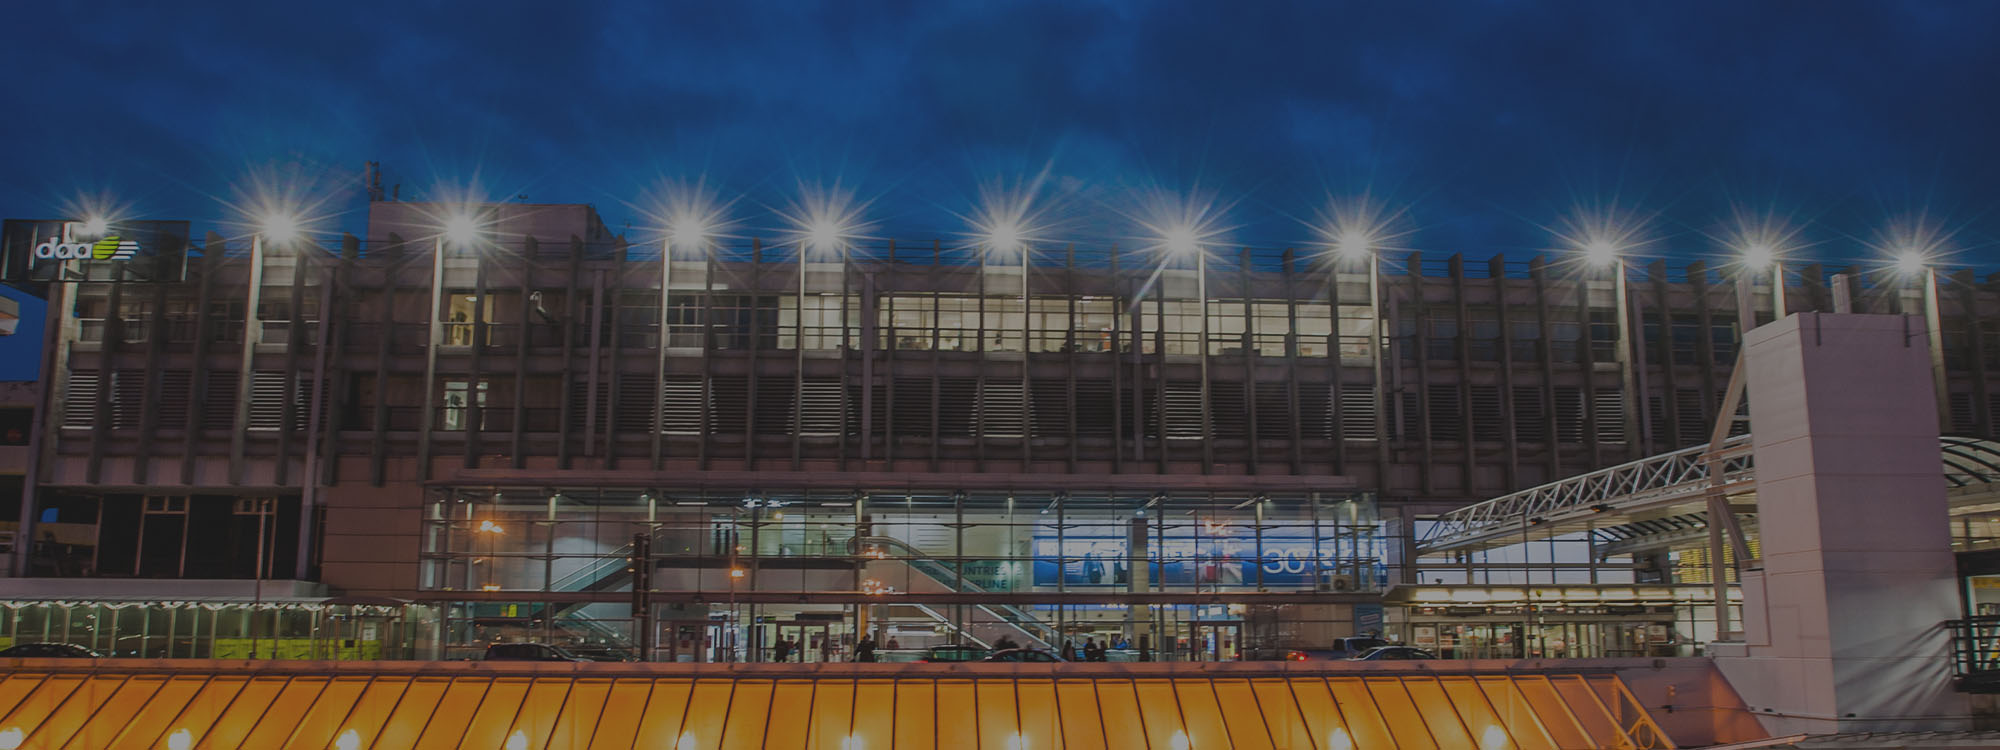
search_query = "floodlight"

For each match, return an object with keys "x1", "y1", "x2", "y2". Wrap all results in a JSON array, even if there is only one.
[
  {"x1": 806, "y1": 219, "x2": 845, "y2": 254},
  {"x1": 1894, "y1": 248, "x2": 1928, "y2": 276},
  {"x1": 1163, "y1": 227, "x2": 1200, "y2": 257},
  {"x1": 983, "y1": 219, "x2": 1025, "y2": 255},
  {"x1": 667, "y1": 216, "x2": 712, "y2": 254},
  {"x1": 260, "y1": 212, "x2": 301, "y2": 245},
  {"x1": 444, "y1": 214, "x2": 479, "y2": 246},
  {"x1": 1739, "y1": 242, "x2": 1775, "y2": 271},
  {"x1": 1582, "y1": 239, "x2": 1620, "y2": 268},
  {"x1": 1333, "y1": 229, "x2": 1373, "y2": 263},
  {"x1": 78, "y1": 216, "x2": 110, "y2": 238}
]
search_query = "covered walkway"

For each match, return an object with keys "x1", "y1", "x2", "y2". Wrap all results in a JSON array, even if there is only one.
[
  {"x1": 0, "y1": 659, "x2": 1675, "y2": 749},
  {"x1": 1417, "y1": 435, "x2": 2000, "y2": 555}
]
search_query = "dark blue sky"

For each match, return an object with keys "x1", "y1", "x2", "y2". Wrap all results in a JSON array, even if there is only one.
[{"x1": 3, "y1": 0, "x2": 1996, "y2": 268}]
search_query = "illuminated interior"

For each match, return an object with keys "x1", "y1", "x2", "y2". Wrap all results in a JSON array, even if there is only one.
[{"x1": 0, "y1": 664, "x2": 1673, "y2": 749}]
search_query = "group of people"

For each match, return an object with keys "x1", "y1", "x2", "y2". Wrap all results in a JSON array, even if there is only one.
[{"x1": 1061, "y1": 636, "x2": 1123, "y2": 662}]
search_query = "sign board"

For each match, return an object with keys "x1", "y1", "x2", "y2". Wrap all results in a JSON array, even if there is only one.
[
  {"x1": 1030, "y1": 534, "x2": 1338, "y2": 588},
  {"x1": 2, "y1": 219, "x2": 190, "y2": 282},
  {"x1": 1353, "y1": 603, "x2": 1384, "y2": 635}
]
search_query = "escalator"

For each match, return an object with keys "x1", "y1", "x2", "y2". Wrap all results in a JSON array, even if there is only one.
[
  {"x1": 850, "y1": 535, "x2": 1060, "y2": 650},
  {"x1": 485, "y1": 533, "x2": 1061, "y2": 656}
]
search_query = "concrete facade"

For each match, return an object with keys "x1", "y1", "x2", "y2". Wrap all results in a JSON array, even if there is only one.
[{"x1": 1720, "y1": 313, "x2": 1969, "y2": 732}]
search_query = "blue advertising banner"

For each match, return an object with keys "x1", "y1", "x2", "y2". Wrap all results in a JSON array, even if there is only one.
[{"x1": 1030, "y1": 536, "x2": 1328, "y2": 587}]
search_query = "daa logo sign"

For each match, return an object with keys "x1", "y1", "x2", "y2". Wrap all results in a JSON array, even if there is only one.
[
  {"x1": 1, "y1": 218, "x2": 189, "y2": 282},
  {"x1": 34, "y1": 222, "x2": 138, "y2": 263}
]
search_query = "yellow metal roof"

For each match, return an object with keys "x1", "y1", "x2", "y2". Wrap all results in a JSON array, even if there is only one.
[{"x1": 0, "y1": 661, "x2": 1674, "y2": 749}]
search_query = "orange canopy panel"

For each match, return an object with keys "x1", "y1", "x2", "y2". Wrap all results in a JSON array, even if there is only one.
[{"x1": 0, "y1": 663, "x2": 1674, "y2": 750}]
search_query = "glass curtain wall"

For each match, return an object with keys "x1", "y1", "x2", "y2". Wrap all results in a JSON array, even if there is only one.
[{"x1": 419, "y1": 488, "x2": 1382, "y2": 662}]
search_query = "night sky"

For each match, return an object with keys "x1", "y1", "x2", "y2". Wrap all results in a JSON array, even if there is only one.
[{"x1": 3, "y1": 1, "x2": 1996, "y2": 269}]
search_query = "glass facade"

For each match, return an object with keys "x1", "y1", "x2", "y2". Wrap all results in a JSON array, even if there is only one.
[{"x1": 417, "y1": 487, "x2": 1383, "y2": 661}]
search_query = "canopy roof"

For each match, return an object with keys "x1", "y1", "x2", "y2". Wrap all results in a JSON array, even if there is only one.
[{"x1": 0, "y1": 660, "x2": 1673, "y2": 749}]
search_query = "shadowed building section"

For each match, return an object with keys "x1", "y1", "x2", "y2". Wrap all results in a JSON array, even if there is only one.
[{"x1": 0, "y1": 660, "x2": 1676, "y2": 749}]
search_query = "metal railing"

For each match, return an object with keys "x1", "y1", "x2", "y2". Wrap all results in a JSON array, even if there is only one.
[
  {"x1": 851, "y1": 536, "x2": 1060, "y2": 649},
  {"x1": 1420, "y1": 434, "x2": 1756, "y2": 552},
  {"x1": 1949, "y1": 616, "x2": 2000, "y2": 692}
]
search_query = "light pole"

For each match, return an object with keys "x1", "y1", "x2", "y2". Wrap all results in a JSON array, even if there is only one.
[
  {"x1": 1898, "y1": 249, "x2": 1950, "y2": 428},
  {"x1": 1584, "y1": 240, "x2": 1647, "y2": 453},
  {"x1": 417, "y1": 214, "x2": 479, "y2": 477},
  {"x1": 1162, "y1": 227, "x2": 1211, "y2": 467},
  {"x1": 653, "y1": 218, "x2": 709, "y2": 465}
]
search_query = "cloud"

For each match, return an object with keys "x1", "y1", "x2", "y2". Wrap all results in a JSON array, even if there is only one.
[{"x1": 0, "y1": 0, "x2": 1992, "y2": 265}]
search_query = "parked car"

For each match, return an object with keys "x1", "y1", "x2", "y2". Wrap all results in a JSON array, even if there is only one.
[
  {"x1": 916, "y1": 645, "x2": 992, "y2": 663},
  {"x1": 1320, "y1": 637, "x2": 1389, "y2": 660},
  {"x1": 484, "y1": 643, "x2": 591, "y2": 662},
  {"x1": 1249, "y1": 636, "x2": 1387, "y2": 662},
  {"x1": 981, "y1": 648, "x2": 1067, "y2": 663},
  {"x1": 0, "y1": 642, "x2": 101, "y2": 658},
  {"x1": 1243, "y1": 647, "x2": 1312, "y2": 661},
  {"x1": 1349, "y1": 646, "x2": 1435, "y2": 661}
]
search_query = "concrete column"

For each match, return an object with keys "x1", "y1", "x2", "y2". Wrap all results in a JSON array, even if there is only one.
[
  {"x1": 1127, "y1": 516, "x2": 1151, "y2": 645},
  {"x1": 1714, "y1": 313, "x2": 1966, "y2": 733}
]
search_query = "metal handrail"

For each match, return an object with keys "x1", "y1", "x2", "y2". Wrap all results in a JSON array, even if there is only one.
[
  {"x1": 549, "y1": 544, "x2": 634, "y2": 593},
  {"x1": 850, "y1": 536, "x2": 1058, "y2": 648},
  {"x1": 1947, "y1": 616, "x2": 2000, "y2": 682}
]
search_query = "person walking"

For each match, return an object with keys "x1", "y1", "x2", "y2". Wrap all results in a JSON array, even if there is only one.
[
  {"x1": 773, "y1": 637, "x2": 793, "y2": 662},
  {"x1": 855, "y1": 636, "x2": 878, "y2": 662},
  {"x1": 1062, "y1": 639, "x2": 1079, "y2": 662},
  {"x1": 1084, "y1": 637, "x2": 1102, "y2": 662}
]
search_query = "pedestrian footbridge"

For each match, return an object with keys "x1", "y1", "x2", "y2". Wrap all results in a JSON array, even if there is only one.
[
  {"x1": 0, "y1": 659, "x2": 1679, "y2": 749},
  {"x1": 1418, "y1": 435, "x2": 2000, "y2": 555}
]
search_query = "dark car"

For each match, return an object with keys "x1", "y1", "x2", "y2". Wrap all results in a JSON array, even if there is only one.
[
  {"x1": 917, "y1": 646, "x2": 992, "y2": 663},
  {"x1": 1350, "y1": 646, "x2": 1435, "y2": 661},
  {"x1": 981, "y1": 648, "x2": 1067, "y2": 663},
  {"x1": 484, "y1": 643, "x2": 591, "y2": 662},
  {"x1": 1321, "y1": 637, "x2": 1389, "y2": 660},
  {"x1": 0, "y1": 642, "x2": 101, "y2": 658}
]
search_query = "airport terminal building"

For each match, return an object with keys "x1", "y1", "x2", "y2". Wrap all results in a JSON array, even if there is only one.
[{"x1": 7, "y1": 198, "x2": 1999, "y2": 664}]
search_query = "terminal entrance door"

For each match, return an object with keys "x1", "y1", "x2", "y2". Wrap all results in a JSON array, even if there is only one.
[
  {"x1": 1189, "y1": 621, "x2": 1242, "y2": 661},
  {"x1": 777, "y1": 623, "x2": 833, "y2": 662},
  {"x1": 660, "y1": 621, "x2": 708, "y2": 663}
]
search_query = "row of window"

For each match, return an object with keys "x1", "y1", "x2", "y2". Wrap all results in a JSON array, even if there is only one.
[{"x1": 58, "y1": 367, "x2": 1665, "y2": 448}]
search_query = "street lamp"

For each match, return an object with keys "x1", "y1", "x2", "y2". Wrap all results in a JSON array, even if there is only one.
[
  {"x1": 789, "y1": 204, "x2": 862, "y2": 351},
  {"x1": 1733, "y1": 241, "x2": 1787, "y2": 323},
  {"x1": 1895, "y1": 247, "x2": 1929, "y2": 277},
  {"x1": 1571, "y1": 230, "x2": 1647, "y2": 451},
  {"x1": 444, "y1": 214, "x2": 479, "y2": 248},
  {"x1": 260, "y1": 212, "x2": 301, "y2": 246},
  {"x1": 977, "y1": 216, "x2": 1034, "y2": 354},
  {"x1": 1739, "y1": 242, "x2": 1774, "y2": 271},
  {"x1": 417, "y1": 211, "x2": 480, "y2": 486},
  {"x1": 1332, "y1": 229, "x2": 1373, "y2": 266},
  {"x1": 1582, "y1": 239, "x2": 1620, "y2": 269},
  {"x1": 1893, "y1": 246, "x2": 1949, "y2": 427},
  {"x1": 78, "y1": 215, "x2": 110, "y2": 238}
]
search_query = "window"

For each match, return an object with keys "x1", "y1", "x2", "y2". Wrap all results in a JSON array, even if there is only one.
[
  {"x1": 1426, "y1": 315, "x2": 1458, "y2": 361},
  {"x1": 1589, "y1": 311, "x2": 1619, "y2": 362},
  {"x1": 1336, "y1": 305, "x2": 1372, "y2": 363},
  {"x1": 443, "y1": 380, "x2": 489, "y2": 431},
  {"x1": 1509, "y1": 315, "x2": 1541, "y2": 362},
  {"x1": 1467, "y1": 308, "x2": 1500, "y2": 362}
]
